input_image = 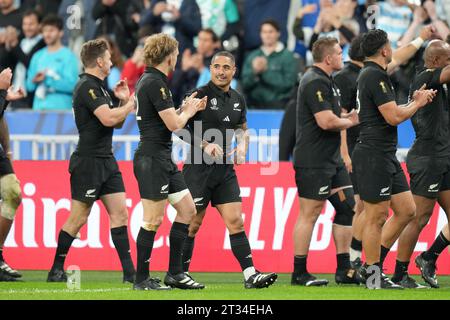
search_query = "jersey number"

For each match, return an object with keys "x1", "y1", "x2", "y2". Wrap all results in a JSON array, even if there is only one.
[
  {"x1": 135, "y1": 93, "x2": 142, "y2": 121},
  {"x1": 356, "y1": 89, "x2": 361, "y2": 114}
]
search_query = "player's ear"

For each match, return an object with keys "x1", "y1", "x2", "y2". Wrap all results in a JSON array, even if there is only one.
[{"x1": 96, "y1": 56, "x2": 102, "y2": 68}]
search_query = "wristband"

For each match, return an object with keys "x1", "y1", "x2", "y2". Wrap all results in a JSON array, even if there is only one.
[{"x1": 411, "y1": 37, "x2": 424, "y2": 49}]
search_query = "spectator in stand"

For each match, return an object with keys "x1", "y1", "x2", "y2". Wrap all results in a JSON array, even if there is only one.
[
  {"x1": 436, "y1": 0, "x2": 450, "y2": 29},
  {"x1": 241, "y1": 19, "x2": 297, "y2": 109},
  {"x1": 375, "y1": 0, "x2": 413, "y2": 48},
  {"x1": 308, "y1": 3, "x2": 359, "y2": 62},
  {"x1": 170, "y1": 28, "x2": 221, "y2": 105},
  {"x1": 292, "y1": 1, "x2": 319, "y2": 60},
  {"x1": 0, "y1": 0, "x2": 23, "y2": 70},
  {"x1": 243, "y1": 0, "x2": 290, "y2": 52},
  {"x1": 21, "y1": 0, "x2": 63, "y2": 15},
  {"x1": 59, "y1": 0, "x2": 97, "y2": 55},
  {"x1": 423, "y1": 0, "x2": 450, "y2": 40},
  {"x1": 92, "y1": 0, "x2": 137, "y2": 57},
  {"x1": 128, "y1": 0, "x2": 152, "y2": 25},
  {"x1": 120, "y1": 26, "x2": 153, "y2": 94},
  {"x1": 139, "y1": 0, "x2": 201, "y2": 54},
  {"x1": 7, "y1": 9, "x2": 46, "y2": 109},
  {"x1": 196, "y1": 0, "x2": 242, "y2": 69},
  {"x1": 26, "y1": 15, "x2": 79, "y2": 110},
  {"x1": 196, "y1": 0, "x2": 240, "y2": 40}
]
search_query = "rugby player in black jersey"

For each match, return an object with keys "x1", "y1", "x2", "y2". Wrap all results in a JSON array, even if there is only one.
[
  {"x1": 393, "y1": 40, "x2": 450, "y2": 288},
  {"x1": 334, "y1": 26, "x2": 435, "y2": 270},
  {"x1": 132, "y1": 33, "x2": 207, "y2": 290},
  {"x1": 292, "y1": 37, "x2": 359, "y2": 286},
  {"x1": 179, "y1": 51, "x2": 277, "y2": 289},
  {"x1": 353, "y1": 29, "x2": 436, "y2": 289},
  {"x1": 47, "y1": 39, "x2": 136, "y2": 283}
]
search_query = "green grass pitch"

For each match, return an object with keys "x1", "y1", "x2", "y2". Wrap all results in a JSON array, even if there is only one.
[{"x1": 0, "y1": 271, "x2": 449, "y2": 300}]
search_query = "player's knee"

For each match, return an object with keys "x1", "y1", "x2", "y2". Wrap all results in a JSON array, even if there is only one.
[
  {"x1": 366, "y1": 210, "x2": 388, "y2": 227},
  {"x1": 417, "y1": 212, "x2": 432, "y2": 229},
  {"x1": 402, "y1": 203, "x2": 416, "y2": 222},
  {"x1": 226, "y1": 215, "x2": 244, "y2": 233},
  {"x1": 0, "y1": 174, "x2": 22, "y2": 220},
  {"x1": 142, "y1": 218, "x2": 162, "y2": 232},
  {"x1": 110, "y1": 207, "x2": 129, "y2": 226},
  {"x1": 189, "y1": 221, "x2": 201, "y2": 236},
  {"x1": 330, "y1": 189, "x2": 355, "y2": 227}
]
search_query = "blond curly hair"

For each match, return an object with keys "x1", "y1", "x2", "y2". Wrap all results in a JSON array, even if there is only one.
[{"x1": 143, "y1": 33, "x2": 179, "y2": 67}]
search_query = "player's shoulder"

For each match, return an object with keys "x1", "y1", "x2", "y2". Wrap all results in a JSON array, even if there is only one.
[
  {"x1": 74, "y1": 75, "x2": 99, "y2": 94},
  {"x1": 186, "y1": 85, "x2": 209, "y2": 99},
  {"x1": 229, "y1": 86, "x2": 244, "y2": 99}
]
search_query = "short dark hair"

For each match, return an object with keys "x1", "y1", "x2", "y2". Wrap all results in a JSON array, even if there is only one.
[
  {"x1": 41, "y1": 14, "x2": 63, "y2": 30},
  {"x1": 312, "y1": 37, "x2": 339, "y2": 63},
  {"x1": 200, "y1": 28, "x2": 219, "y2": 43},
  {"x1": 361, "y1": 29, "x2": 389, "y2": 58},
  {"x1": 23, "y1": 9, "x2": 41, "y2": 23},
  {"x1": 80, "y1": 39, "x2": 109, "y2": 68},
  {"x1": 260, "y1": 19, "x2": 280, "y2": 32},
  {"x1": 211, "y1": 51, "x2": 235, "y2": 65},
  {"x1": 348, "y1": 34, "x2": 365, "y2": 62}
]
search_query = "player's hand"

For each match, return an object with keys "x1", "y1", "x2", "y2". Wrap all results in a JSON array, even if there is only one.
[
  {"x1": 228, "y1": 144, "x2": 246, "y2": 165},
  {"x1": 419, "y1": 24, "x2": 435, "y2": 41},
  {"x1": 114, "y1": 78, "x2": 130, "y2": 102},
  {"x1": 197, "y1": 96, "x2": 207, "y2": 111},
  {"x1": 342, "y1": 153, "x2": 352, "y2": 173},
  {"x1": 413, "y1": 84, "x2": 437, "y2": 107},
  {"x1": 183, "y1": 91, "x2": 204, "y2": 116},
  {"x1": 204, "y1": 143, "x2": 224, "y2": 159},
  {"x1": 32, "y1": 71, "x2": 46, "y2": 83},
  {"x1": 126, "y1": 94, "x2": 136, "y2": 112},
  {"x1": 346, "y1": 109, "x2": 359, "y2": 125},
  {"x1": 0, "y1": 68, "x2": 12, "y2": 90},
  {"x1": 6, "y1": 86, "x2": 25, "y2": 101}
]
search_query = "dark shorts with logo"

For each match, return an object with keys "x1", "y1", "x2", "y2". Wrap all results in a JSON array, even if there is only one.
[
  {"x1": 352, "y1": 145, "x2": 409, "y2": 203},
  {"x1": 182, "y1": 163, "x2": 241, "y2": 211},
  {"x1": 407, "y1": 154, "x2": 450, "y2": 199},
  {"x1": 294, "y1": 164, "x2": 352, "y2": 200},
  {"x1": 69, "y1": 153, "x2": 125, "y2": 203},
  {"x1": 134, "y1": 152, "x2": 187, "y2": 200},
  {"x1": 0, "y1": 149, "x2": 14, "y2": 176}
]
